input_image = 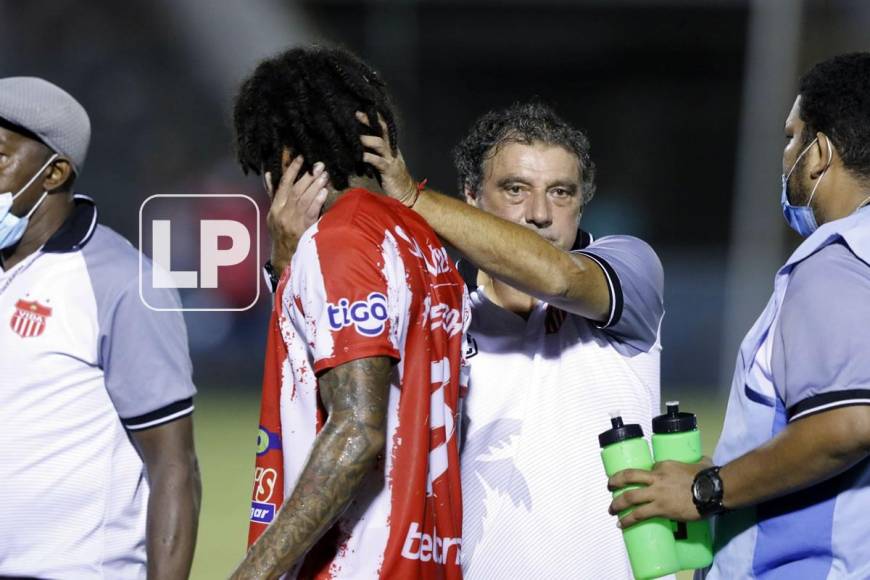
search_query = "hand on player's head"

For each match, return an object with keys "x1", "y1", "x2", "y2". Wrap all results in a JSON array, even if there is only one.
[{"x1": 357, "y1": 111, "x2": 418, "y2": 207}]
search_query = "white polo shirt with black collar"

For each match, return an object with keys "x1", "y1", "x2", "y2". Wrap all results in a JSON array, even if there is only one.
[
  {"x1": 0, "y1": 195, "x2": 196, "y2": 579},
  {"x1": 458, "y1": 231, "x2": 665, "y2": 579}
]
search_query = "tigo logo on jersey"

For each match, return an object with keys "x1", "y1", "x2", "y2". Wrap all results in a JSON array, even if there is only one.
[
  {"x1": 326, "y1": 292, "x2": 389, "y2": 336},
  {"x1": 10, "y1": 299, "x2": 51, "y2": 338}
]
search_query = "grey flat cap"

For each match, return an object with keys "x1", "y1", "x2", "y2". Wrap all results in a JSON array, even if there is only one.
[{"x1": 0, "y1": 77, "x2": 91, "y2": 173}]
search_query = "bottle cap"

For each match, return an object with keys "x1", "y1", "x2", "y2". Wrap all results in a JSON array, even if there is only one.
[
  {"x1": 652, "y1": 401, "x2": 697, "y2": 434},
  {"x1": 598, "y1": 414, "x2": 644, "y2": 448}
]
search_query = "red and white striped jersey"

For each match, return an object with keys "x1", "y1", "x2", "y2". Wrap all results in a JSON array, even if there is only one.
[{"x1": 277, "y1": 189, "x2": 469, "y2": 579}]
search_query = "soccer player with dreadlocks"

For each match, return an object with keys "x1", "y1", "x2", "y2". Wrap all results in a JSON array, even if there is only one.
[{"x1": 230, "y1": 46, "x2": 470, "y2": 579}]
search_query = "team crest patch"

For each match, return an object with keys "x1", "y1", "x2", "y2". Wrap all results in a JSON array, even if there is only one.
[{"x1": 10, "y1": 299, "x2": 52, "y2": 338}]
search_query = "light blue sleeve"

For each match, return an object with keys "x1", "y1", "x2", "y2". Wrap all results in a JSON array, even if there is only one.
[
  {"x1": 772, "y1": 242, "x2": 870, "y2": 423},
  {"x1": 574, "y1": 235, "x2": 664, "y2": 352},
  {"x1": 84, "y1": 226, "x2": 196, "y2": 430}
]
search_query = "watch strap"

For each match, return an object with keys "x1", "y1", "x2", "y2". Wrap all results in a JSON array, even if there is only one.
[
  {"x1": 263, "y1": 260, "x2": 280, "y2": 294},
  {"x1": 693, "y1": 465, "x2": 726, "y2": 518}
]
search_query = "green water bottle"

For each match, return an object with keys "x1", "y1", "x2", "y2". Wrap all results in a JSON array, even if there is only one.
[
  {"x1": 599, "y1": 414, "x2": 680, "y2": 580},
  {"x1": 651, "y1": 401, "x2": 714, "y2": 571}
]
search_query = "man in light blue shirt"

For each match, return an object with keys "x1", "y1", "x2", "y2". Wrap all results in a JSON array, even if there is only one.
[{"x1": 609, "y1": 53, "x2": 870, "y2": 579}]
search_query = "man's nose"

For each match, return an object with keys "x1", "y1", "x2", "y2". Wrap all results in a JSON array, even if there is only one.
[{"x1": 524, "y1": 191, "x2": 552, "y2": 229}]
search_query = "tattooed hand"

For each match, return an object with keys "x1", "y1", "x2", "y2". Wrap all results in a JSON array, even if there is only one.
[{"x1": 229, "y1": 356, "x2": 393, "y2": 579}]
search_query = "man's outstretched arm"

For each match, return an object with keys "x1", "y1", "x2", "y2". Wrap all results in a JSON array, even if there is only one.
[
  {"x1": 357, "y1": 113, "x2": 611, "y2": 321},
  {"x1": 231, "y1": 356, "x2": 393, "y2": 579},
  {"x1": 401, "y1": 186, "x2": 610, "y2": 318}
]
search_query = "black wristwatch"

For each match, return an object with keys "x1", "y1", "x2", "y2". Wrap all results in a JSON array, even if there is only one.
[
  {"x1": 692, "y1": 466, "x2": 727, "y2": 518},
  {"x1": 263, "y1": 260, "x2": 280, "y2": 293}
]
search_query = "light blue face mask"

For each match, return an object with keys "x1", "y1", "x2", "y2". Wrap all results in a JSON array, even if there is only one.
[
  {"x1": 0, "y1": 154, "x2": 58, "y2": 250},
  {"x1": 781, "y1": 136, "x2": 832, "y2": 237}
]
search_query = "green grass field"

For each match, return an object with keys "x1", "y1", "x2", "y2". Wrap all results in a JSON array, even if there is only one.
[
  {"x1": 191, "y1": 392, "x2": 260, "y2": 579},
  {"x1": 190, "y1": 389, "x2": 727, "y2": 579}
]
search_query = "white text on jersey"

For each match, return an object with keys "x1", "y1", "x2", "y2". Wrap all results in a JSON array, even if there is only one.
[{"x1": 401, "y1": 522, "x2": 461, "y2": 565}]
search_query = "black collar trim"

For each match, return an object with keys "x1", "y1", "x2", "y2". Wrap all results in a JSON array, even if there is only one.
[
  {"x1": 42, "y1": 194, "x2": 98, "y2": 253},
  {"x1": 571, "y1": 229, "x2": 593, "y2": 251}
]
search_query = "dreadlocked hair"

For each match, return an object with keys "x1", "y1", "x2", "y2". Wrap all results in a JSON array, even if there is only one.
[{"x1": 233, "y1": 45, "x2": 399, "y2": 191}]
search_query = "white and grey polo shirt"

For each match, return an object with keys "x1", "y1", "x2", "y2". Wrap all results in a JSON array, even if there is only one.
[
  {"x1": 457, "y1": 232, "x2": 665, "y2": 579},
  {"x1": 0, "y1": 195, "x2": 196, "y2": 579}
]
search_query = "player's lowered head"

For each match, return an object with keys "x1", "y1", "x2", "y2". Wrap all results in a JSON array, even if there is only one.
[{"x1": 233, "y1": 45, "x2": 400, "y2": 211}]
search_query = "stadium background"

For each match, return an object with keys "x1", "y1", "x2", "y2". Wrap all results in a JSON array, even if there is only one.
[{"x1": 3, "y1": 0, "x2": 868, "y2": 577}]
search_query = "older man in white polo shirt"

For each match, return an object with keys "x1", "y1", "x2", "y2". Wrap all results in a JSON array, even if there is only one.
[
  {"x1": 0, "y1": 78, "x2": 200, "y2": 579},
  {"x1": 369, "y1": 103, "x2": 664, "y2": 578}
]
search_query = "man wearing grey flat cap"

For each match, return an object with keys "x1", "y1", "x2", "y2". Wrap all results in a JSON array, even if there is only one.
[{"x1": 0, "y1": 77, "x2": 201, "y2": 579}]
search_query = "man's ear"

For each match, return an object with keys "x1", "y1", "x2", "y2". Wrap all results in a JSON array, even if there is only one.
[
  {"x1": 44, "y1": 158, "x2": 74, "y2": 193},
  {"x1": 464, "y1": 184, "x2": 478, "y2": 207},
  {"x1": 811, "y1": 132, "x2": 835, "y2": 178}
]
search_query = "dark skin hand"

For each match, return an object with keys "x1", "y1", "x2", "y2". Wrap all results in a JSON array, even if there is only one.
[
  {"x1": 608, "y1": 405, "x2": 870, "y2": 528},
  {"x1": 608, "y1": 458, "x2": 711, "y2": 528},
  {"x1": 230, "y1": 356, "x2": 393, "y2": 579},
  {"x1": 0, "y1": 125, "x2": 75, "y2": 270},
  {"x1": 130, "y1": 415, "x2": 202, "y2": 580}
]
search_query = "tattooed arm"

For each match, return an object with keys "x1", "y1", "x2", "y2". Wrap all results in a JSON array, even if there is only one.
[{"x1": 230, "y1": 356, "x2": 393, "y2": 579}]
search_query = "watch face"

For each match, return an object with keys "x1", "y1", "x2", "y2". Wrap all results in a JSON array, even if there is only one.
[{"x1": 694, "y1": 473, "x2": 715, "y2": 503}]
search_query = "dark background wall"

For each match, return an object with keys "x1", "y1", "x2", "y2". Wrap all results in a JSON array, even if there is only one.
[{"x1": 2, "y1": 0, "x2": 867, "y2": 393}]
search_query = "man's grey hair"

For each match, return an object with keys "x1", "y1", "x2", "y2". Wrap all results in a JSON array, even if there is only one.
[{"x1": 453, "y1": 101, "x2": 596, "y2": 204}]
